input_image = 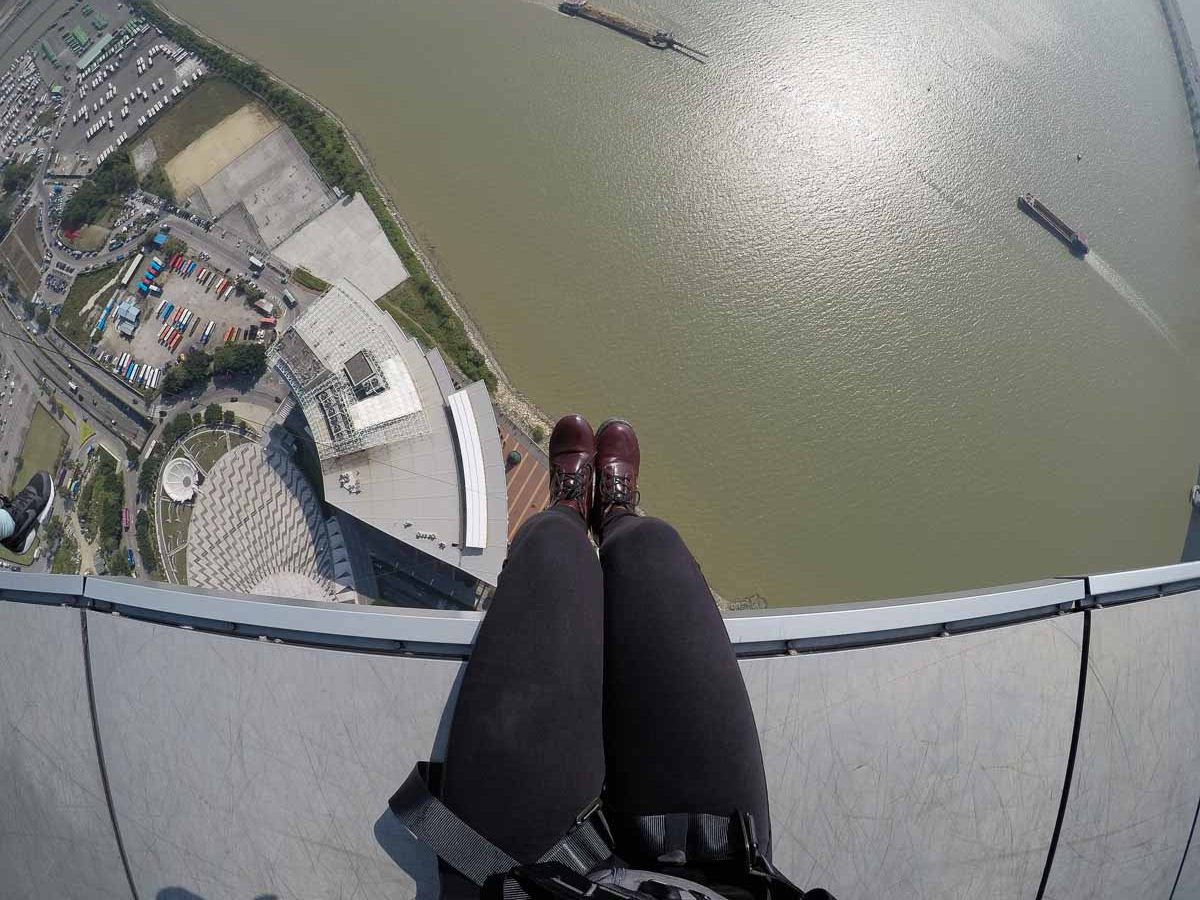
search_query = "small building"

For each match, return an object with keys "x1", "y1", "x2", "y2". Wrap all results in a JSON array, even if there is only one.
[
  {"x1": 65, "y1": 27, "x2": 91, "y2": 55},
  {"x1": 75, "y1": 32, "x2": 115, "y2": 70},
  {"x1": 152, "y1": 232, "x2": 168, "y2": 248},
  {"x1": 114, "y1": 299, "x2": 140, "y2": 336}
]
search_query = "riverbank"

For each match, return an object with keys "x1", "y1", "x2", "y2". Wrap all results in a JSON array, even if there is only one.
[
  {"x1": 131, "y1": 0, "x2": 554, "y2": 444},
  {"x1": 1159, "y1": 0, "x2": 1200, "y2": 163}
]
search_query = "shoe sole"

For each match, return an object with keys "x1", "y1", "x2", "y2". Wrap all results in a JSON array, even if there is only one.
[{"x1": 17, "y1": 478, "x2": 54, "y2": 556}]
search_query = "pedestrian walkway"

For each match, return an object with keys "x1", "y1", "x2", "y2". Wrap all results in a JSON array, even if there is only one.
[{"x1": 499, "y1": 420, "x2": 548, "y2": 542}]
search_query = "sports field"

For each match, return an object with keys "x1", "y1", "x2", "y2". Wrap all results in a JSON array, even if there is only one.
[
  {"x1": 133, "y1": 78, "x2": 260, "y2": 169},
  {"x1": 11, "y1": 403, "x2": 67, "y2": 495},
  {"x1": 166, "y1": 104, "x2": 280, "y2": 201}
]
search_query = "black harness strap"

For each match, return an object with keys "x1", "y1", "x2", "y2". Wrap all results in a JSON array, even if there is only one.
[
  {"x1": 389, "y1": 763, "x2": 614, "y2": 888},
  {"x1": 631, "y1": 813, "x2": 744, "y2": 864},
  {"x1": 388, "y1": 763, "x2": 829, "y2": 900}
]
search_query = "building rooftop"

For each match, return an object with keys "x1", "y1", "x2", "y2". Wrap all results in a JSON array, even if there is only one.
[
  {"x1": 75, "y1": 32, "x2": 114, "y2": 70},
  {"x1": 271, "y1": 280, "x2": 509, "y2": 585},
  {"x1": 186, "y1": 442, "x2": 351, "y2": 602}
]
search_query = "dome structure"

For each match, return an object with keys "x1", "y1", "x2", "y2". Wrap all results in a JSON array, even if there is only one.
[{"x1": 162, "y1": 457, "x2": 200, "y2": 502}]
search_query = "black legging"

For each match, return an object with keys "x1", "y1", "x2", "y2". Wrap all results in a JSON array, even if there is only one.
[{"x1": 440, "y1": 507, "x2": 770, "y2": 878}]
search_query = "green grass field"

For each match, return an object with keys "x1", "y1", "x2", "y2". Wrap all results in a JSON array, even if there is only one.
[
  {"x1": 0, "y1": 538, "x2": 38, "y2": 566},
  {"x1": 183, "y1": 430, "x2": 247, "y2": 473},
  {"x1": 157, "y1": 497, "x2": 190, "y2": 583},
  {"x1": 57, "y1": 261, "x2": 123, "y2": 344},
  {"x1": 12, "y1": 403, "x2": 68, "y2": 495},
  {"x1": 133, "y1": 78, "x2": 255, "y2": 167},
  {"x1": 291, "y1": 266, "x2": 330, "y2": 292},
  {"x1": 65, "y1": 223, "x2": 110, "y2": 251}
]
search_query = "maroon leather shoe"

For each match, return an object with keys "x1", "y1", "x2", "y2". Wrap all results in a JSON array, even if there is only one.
[
  {"x1": 592, "y1": 418, "x2": 640, "y2": 536},
  {"x1": 548, "y1": 414, "x2": 595, "y2": 523}
]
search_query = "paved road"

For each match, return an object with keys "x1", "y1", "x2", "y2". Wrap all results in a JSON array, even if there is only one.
[{"x1": 0, "y1": 311, "x2": 140, "y2": 574}]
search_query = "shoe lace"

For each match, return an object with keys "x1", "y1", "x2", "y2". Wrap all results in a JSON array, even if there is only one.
[
  {"x1": 552, "y1": 464, "x2": 592, "y2": 501},
  {"x1": 600, "y1": 471, "x2": 639, "y2": 507}
]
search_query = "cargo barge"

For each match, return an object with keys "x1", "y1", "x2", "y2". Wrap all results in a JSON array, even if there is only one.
[
  {"x1": 558, "y1": 0, "x2": 706, "y2": 57},
  {"x1": 1017, "y1": 193, "x2": 1088, "y2": 256}
]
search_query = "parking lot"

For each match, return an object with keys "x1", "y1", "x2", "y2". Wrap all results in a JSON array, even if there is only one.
[
  {"x1": 59, "y1": 21, "x2": 200, "y2": 176},
  {"x1": 94, "y1": 256, "x2": 274, "y2": 370}
]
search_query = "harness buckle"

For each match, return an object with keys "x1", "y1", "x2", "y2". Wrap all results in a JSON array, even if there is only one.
[
  {"x1": 512, "y1": 862, "x2": 599, "y2": 898},
  {"x1": 736, "y1": 812, "x2": 761, "y2": 875},
  {"x1": 575, "y1": 796, "x2": 603, "y2": 826}
]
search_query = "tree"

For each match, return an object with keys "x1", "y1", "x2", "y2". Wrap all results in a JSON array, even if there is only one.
[
  {"x1": 531, "y1": 425, "x2": 546, "y2": 443},
  {"x1": 212, "y1": 343, "x2": 266, "y2": 381},
  {"x1": 105, "y1": 550, "x2": 133, "y2": 577},
  {"x1": 35, "y1": 309, "x2": 51, "y2": 331},
  {"x1": 50, "y1": 530, "x2": 80, "y2": 574},
  {"x1": 222, "y1": 409, "x2": 235, "y2": 426},
  {"x1": 62, "y1": 152, "x2": 138, "y2": 230},
  {"x1": 43, "y1": 515, "x2": 64, "y2": 547},
  {"x1": 192, "y1": 413, "x2": 203, "y2": 428},
  {"x1": 161, "y1": 236, "x2": 188, "y2": 259},
  {"x1": 125, "y1": 444, "x2": 140, "y2": 466},
  {"x1": 203, "y1": 403, "x2": 222, "y2": 427},
  {"x1": 79, "y1": 455, "x2": 124, "y2": 554},
  {"x1": 21, "y1": 299, "x2": 34, "y2": 320},
  {"x1": 135, "y1": 508, "x2": 158, "y2": 574},
  {"x1": 159, "y1": 350, "x2": 212, "y2": 396},
  {"x1": 2, "y1": 159, "x2": 35, "y2": 194},
  {"x1": 140, "y1": 164, "x2": 175, "y2": 203},
  {"x1": 161, "y1": 411, "x2": 195, "y2": 447}
]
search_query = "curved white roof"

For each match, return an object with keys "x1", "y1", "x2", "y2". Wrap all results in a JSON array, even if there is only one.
[{"x1": 161, "y1": 457, "x2": 199, "y2": 502}]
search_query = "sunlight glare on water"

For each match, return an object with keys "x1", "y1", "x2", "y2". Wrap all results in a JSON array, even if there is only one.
[{"x1": 163, "y1": 0, "x2": 1200, "y2": 605}]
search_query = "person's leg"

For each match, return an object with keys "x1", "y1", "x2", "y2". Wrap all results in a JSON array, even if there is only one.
[
  {"x1": 0, "y1": 471, "x2": 53, "y2": 554},
  {"x1": 593, "y1": 421, "x2": 770, "y2": 864},
  {"x1": 440, "y1": 417, "x2": 604, "y2": 867}
]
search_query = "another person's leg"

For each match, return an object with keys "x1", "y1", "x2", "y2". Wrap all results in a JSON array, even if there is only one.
[
  {"x1": 0, "y1": 472, "x2": 53, "y2": 554},
  {"x1": 593, "y1": 421, "x2": 771, "y2": 864},
  {"x1": 440, "y1": 416, "x2": 605, "y2": 867}
]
